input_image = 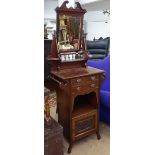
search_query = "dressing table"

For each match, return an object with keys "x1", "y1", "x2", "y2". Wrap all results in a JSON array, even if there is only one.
[{"x1": 47, "y1": 1, "x2": 105, "y2": 153}]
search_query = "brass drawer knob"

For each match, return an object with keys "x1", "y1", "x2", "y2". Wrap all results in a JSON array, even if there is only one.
[
  {"x1": 77, "y1": 87, "x2": 80, "y2": 91},
  {"x1": 76, "y1": 79, "x2": 81, "y2": 83},
  {"x1": 91, "y1": 84, "x2": 95, "y2": 87},
  {"x1": 91, "y1": 76, "x2": 95, "y2": 81}
]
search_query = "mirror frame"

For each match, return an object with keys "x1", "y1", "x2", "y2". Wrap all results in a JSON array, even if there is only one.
[{"x1": 55, "y1": 1, "x2": 86, "y2": 52}]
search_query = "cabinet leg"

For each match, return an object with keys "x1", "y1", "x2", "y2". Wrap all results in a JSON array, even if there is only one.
[
  {"x1": 68, "y1": 143, "x2": 73, "y2": 154},
  {"x1": 96, "y1": 131, "x2": 101, "y2": 140}
]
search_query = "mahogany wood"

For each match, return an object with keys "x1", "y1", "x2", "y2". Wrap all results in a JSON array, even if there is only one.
[
  {"x1": 49, "y1": 67, "x2": 104, "y2": 153},
  {"x1": 47, "y1": 1, "x2": 89, "y2": 71},
  {"x1": 46, "y1": 1, "x2": 106, "y2": 153}
]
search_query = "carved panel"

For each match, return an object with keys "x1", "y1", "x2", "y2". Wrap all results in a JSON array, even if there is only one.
[
  {"x1": 72, "y1": 110, "x2": 97, "y2": 141},
  {"x1": 76, "y1": 117, "x2": 93, "y2": 133}
]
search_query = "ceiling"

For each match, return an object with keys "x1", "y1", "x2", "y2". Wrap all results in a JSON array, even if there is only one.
[
  {"x1": 47, "y1": 0, "x2": 106, "y2": 5},
  {"x1": 81, "y1": 0, "x2": 109, "y2": 11},
  {"x1": 76, "y1": 0, "x2": 103, "y2": 5}
]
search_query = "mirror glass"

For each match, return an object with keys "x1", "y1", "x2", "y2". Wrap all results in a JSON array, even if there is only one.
[
  {"x1": 44, "y1": 19, "x2": 56, "y2": 39},
  {"x1": 58, "y1": 15, "x2": 82, "y2": 51}
]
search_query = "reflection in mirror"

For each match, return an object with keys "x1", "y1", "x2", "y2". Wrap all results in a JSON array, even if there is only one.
[
  {"x1": 44, "y1": 19, "x2": 56, "y2": 39},
  {"x1": 58, "y1": 15, "x2": 81, "y2": 51}
]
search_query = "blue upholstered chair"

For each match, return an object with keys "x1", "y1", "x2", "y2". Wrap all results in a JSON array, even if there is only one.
[{"x1": 87, "y1": 55, "x2": 110, "y2": 125}]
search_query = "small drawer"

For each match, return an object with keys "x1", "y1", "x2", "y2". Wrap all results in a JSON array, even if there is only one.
[
  {"x1": 71, "y1": 77, "x2": 86, "y2": 86},
  {"x1": 71, "y1": 75, "x2": 99, "y2": 87},
  {"x1": 71, "y1": 86, "x2": 89, "y2": 94},
  {"x1": 71, "y1": 83, "x2": 98, "y2": 94},
  {"x1": 89, "y1": 75, "x2": 98, "y2": 82}
]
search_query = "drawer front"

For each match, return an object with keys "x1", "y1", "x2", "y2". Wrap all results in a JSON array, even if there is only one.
[
  {"x1": 71, "y1": 75, "x2": 99, "y2": 87},
  {"x1": 71, "y1": 83, "x2": 98, "y2": 94},
  {"x1": 72, "y1": 111, "x2": 97, "y2": 141}
]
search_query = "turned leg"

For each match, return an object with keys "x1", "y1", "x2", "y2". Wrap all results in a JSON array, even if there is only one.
[
  {"x1": 96, "y1": 131, "x2": 101, "y2": 140},
  {"x1": 68, "y1": 143, "x2": 73, "y2": 154}
]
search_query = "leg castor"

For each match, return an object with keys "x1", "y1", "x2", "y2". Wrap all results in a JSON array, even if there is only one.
[
  {"x1": 96, "y1": 131, "x2": 101, "y2": 140},
  {"x1": 68, "y1": 143, "x2": 73, "y2": 154}
]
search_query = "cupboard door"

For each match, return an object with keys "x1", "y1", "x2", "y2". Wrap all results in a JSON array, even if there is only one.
[{"x1": 72, "y1": 110, "x2": 97, "y2": 141}]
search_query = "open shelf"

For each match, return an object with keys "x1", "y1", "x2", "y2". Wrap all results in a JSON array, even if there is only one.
[
  {"x1": 72, "y1": 92, "x2": 97, "y2": 118},
  {"x1": 72, "y1": 104, "x2": 96, "y2": 118}
]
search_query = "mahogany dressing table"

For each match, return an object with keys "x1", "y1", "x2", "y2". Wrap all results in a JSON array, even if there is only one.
[{"x1": 47, "y1": 1, "x2": 105, "y2": 153}]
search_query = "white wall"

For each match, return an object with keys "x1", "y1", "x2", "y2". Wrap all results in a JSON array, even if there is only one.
[
  {"x1": 58, "y1": 0, "x2": 75, "y2": 7},
  {"x1": 84, "y1": 11, "x2": 110, "y2": 40},
  {"x1": 85, "y1": 21, "x2": 110, "y2": 40},
  {"x1": 82, "y1": 0, "x2": 110, "y2": 40},
  {"x1": 44, "y1": 0, "x2": 58, "y2": 19},
  {"x1": 84, "y1": 10, "x2": 107, "y2": 22}
]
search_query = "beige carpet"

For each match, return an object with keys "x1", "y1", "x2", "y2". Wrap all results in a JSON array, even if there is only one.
[{"x1": 50, "y1": 104, "x2": 110, "y2": 155}]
